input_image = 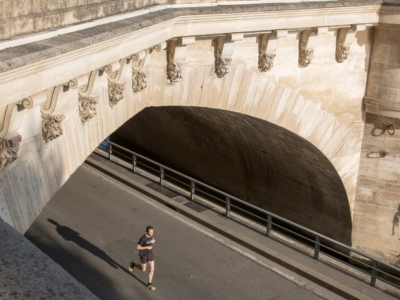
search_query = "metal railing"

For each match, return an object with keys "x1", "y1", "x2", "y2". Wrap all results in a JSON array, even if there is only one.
[{"x1": 103, "y1": 140, "x2": 400, "y2": 290}]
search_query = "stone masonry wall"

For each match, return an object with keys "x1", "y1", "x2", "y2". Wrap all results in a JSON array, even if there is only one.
[
  {"x1": 0, "y1": 0, "x2": 380, "y2": 41},
  {"x1": 0, "y1": 0, "x2": 167, "y2": 40},
  {"x1": 352, "y1": 10, "x2": 400, "y2": 264},
  {"x1": 353, "y1": 113, "x2": 400, "y2": 264}
]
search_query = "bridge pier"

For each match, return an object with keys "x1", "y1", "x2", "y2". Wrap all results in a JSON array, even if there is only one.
[{"x1": 353, "y1": 13, "x2": 400, "y2": 262}]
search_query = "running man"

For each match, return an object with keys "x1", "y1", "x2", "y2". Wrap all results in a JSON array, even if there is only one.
[{"x1": 129, "y1": 226, "x2": 156, "y2": 291}]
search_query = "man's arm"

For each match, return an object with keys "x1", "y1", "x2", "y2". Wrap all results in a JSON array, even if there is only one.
[{"x1": 137, "y1": 243, "x2": 152, "y2": 250}]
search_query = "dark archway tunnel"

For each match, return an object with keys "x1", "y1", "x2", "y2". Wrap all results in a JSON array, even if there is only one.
[{"x1": 110, "y1": 106, "x2": 351, "y2": 245}]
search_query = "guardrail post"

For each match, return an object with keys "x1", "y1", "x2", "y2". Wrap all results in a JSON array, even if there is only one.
[
  {"x1": 160, "y1": 167, "x2": 164, "y2": 186},
  {"x1": 132, "y1": 154, "x2": 137, "y2": 172},
  {"x1": 371, "y1": 260, "x2": 378, "y2": 286},
  {"x1": 190, "y1": 181, "x2": 195, "y2": 200},
  {"x1": 314, "y1": 236, "x2": 320, "y2": 260},
  {"x1": 109, "y1": 143, "x2": 112, "y2": 161},
  {"x1": 226, "y1": 197, "x2": 231, "y2": 218},
  {"x1": 266, "y1": 214, "x2": 272, "y2": 237}
]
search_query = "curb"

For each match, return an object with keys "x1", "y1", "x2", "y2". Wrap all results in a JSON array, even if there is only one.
[{"x1": 85, "y1": 156, "x2": 372, "y2": 300}]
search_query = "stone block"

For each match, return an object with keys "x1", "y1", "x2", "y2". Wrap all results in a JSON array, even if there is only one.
[
  {"x1": 385, "y1": 182, "x2": 400, "y2": 193},
  {"x1": 358, "y1": 176, "x2": 385, "y2": 189},
  {"x1": 11, "y1": 18, "x2": 35, "y2": 38},
  {"x1": 374, "y1": 26, "x2": 400, "y2": 45},
  {"x1": 377, "y1": 189, "x2": 400, "y2": 202}
]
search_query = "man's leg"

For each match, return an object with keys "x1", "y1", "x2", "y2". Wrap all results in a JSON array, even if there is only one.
[
  {"x1": 134, "y1": 263, "x2": 147, "y2": 272},
  {"x1": 147, "y1": 260, "x2": 156, "y2": 290},
  {"x1": 129, "y1": 257, "x2": 147, "y2": 272},
  {"x1": 148, "y1": 261, "x2": 155, "y2": 284}
]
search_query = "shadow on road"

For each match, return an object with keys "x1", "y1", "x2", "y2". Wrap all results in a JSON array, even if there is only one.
[{"x1": 47, "y1": 218, "x2": 146, "y2": 287}]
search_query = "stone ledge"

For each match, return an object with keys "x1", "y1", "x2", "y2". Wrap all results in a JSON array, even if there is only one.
[
  {"x1": 364, "y1": 98, "x2": 400, "y2": 119},
  {"x1": 0, "y1": 0, "x2": 166, "y2": 41},
  {"x1": 383, "y1": 0, "x2": 400, "y2": 4},
  {"x1": 0, "y1": 0, "x2": 381, "y2": 74},
  {"x1": 0, "y1": 219, "x2": 98, "y2": 299}
]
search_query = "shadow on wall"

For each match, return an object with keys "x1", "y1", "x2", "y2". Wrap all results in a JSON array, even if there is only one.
[
  {"x1": 110, "y1": 106, "x2": 352, "y2": 245},
  {"x1": 392, "y1": 205, "x2": 400, "y2": 237}
]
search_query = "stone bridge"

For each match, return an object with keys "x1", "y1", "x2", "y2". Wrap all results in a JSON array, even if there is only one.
[{"x1": 0, "y1": 0, "x2": 399, "y2": 264}]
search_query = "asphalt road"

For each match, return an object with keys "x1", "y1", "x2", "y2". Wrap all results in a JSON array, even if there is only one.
[{"x1": 25, "y1": 164, "x2": 332, "y2": 300}]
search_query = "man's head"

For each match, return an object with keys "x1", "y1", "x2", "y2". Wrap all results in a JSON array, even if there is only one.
[{"x1": 146, "y1": 225, "x2": 154, "y2": 237}]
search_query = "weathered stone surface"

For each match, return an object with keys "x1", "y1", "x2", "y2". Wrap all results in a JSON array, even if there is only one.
[
  {"x1": 0, "y1": 219, "x2": 98, "y2": 299},
  {"x1": 0, "y1": 0, "x2": 166, "y2": 40},
  {"x1": 353, "y1": 113, "x2": 400, "y2": 264},
  {"x1": 364, "y1": 21, "x2": 400, "y2": 118},
  {"x1": 0, "y1": 0, "x2": 381, "y2": 73},
  {"x1": 0, "y1": 0, "x2": 398, "y2": 266},
  {"x1": 0, "y1": 0, "x2": 383, "y2": 41}
]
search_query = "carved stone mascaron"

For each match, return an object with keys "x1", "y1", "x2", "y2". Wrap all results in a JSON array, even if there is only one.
[
  {"x1": 215, "y1": 58, "x2": 232, "y2": 78},
  {"x1": 132, "y1": 71, "x2": 148, "y2": 93},
  {"x1": 299, "y1": 49, "x2": 314, "y2": 68},
  {"x1": 0, "y1": 135, "x2": 22, "y2": 170},
  {"x1": 79, "y1": 95, "x2": 98, "y2": 122},
  {"x1": 336, "y1": 45, "x2": 350, "y2": 63},
  {"x1": 42, "y1": 114, "x2": 65, "y2": 143},
  {"x1": 167, "y1": 61, "x2": 183, "y2": 82},
  {"x1": 258, "y1": 53, "x2": 276, "y2": 72},
  {"x1": 108, "y1": 81, "x2": 126, "y2": 106}
]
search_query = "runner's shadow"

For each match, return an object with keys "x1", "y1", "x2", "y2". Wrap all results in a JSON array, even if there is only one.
[{"x1": 47, "y1": 218, "x2": 146, "y2": 287}]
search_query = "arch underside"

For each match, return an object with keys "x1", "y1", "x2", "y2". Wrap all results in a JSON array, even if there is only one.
[{"x1": 111, "y1": 105, "x2": 352, "y2": 244}]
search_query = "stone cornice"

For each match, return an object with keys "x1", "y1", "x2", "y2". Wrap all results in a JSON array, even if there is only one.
[
  {"x1": 0, "y1": 1, "x2": 383, "y2": 46},
  {"x1": 0, "y1": 2, "x2": 381, "y2": 107},
  {"x1": 364, "y1": 97, "x2": 400, "y2": 118},
  {"x1": 379, "y1": 3, "x2": 400, "y2": 24}
]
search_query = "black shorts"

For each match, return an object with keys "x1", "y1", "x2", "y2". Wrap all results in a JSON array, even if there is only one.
[{"x1": 140, "y1": 253, "x2": 154, "y2": 263}]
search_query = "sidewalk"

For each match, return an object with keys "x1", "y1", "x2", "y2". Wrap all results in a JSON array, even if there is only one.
[{"x1": 86, "y1": 150, "x2": 400, "y2": 300}]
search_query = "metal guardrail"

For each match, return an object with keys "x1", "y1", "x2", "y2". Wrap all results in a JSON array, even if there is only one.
[{"x1": 104, "y1": 140, "x2": 400, "y2": 290}]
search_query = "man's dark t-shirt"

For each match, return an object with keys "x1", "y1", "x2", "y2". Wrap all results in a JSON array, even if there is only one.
[{"x1": 138, "y1": 234, "x2": 154, "y2": 256}]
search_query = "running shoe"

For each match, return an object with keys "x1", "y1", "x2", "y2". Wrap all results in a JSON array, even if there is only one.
[
  {"x1": 129, "y1": 261, "x2": 135, "y2": 272},
  {"x1": 148, "y1": 284, "x2": 156, "y2": 291}
]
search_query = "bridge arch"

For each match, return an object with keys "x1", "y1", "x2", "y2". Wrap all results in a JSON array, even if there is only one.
[{"x1": 0, "y1": 62, "x2": 360, "y2": 244}]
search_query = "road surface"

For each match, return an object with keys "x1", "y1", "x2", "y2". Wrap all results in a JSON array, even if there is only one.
[{"x1": 25, "y1": 164, "x2": 340, "y2": 300}]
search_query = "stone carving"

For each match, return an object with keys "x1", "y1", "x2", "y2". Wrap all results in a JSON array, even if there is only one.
[
  {"x1": 299, "y1": 49, "x2": 314, "y2": 68},
  {"x1": 41, "y1": 85, "x2": 64, "y2": 115},
  {"x1": 215, "y1": 58, "x2": 232, "y2": 78},
  {"x1": 132, "y1": 71, "x2": 148, "y2": 93},
  {"x1": 79, "y1": 70, "x2": 103, "y2": 96},
  {"x1": 298, "y1": 27, "x2": 327, "y2": 68},
  {"x1": 166, "y1": 38, "x2": 194, "y2": 83},
  {"x1": 214, "y1": 35, "x2": 241, "y2": 78},
  {"x1": 335, "y1": 25, "x2": 366, "y2": 63},
  {"x1": 167, "y1": 61, "x2": 183, "y2": 82},
  {"x1": 0, "y1": 135, "x2": 22, "y2": 169},
  {"x1": 108, "y1": 81, "x2": 125, "y2": 106},
  {"x1": 79, "y1": 96, "x2": 98, "y2": 122},
  {"x1": 151, "y1": 42, "x2": 167, "y2": 52},
  {"x1": 42, "y1": 114, "x2": 65, "y2": 143},
  {"x1": 258, "y1": 53, "x2": 276, "y2": 72},
  {"x1": 258, "y1": 31, "x2": 287, "y2": 73},
  {"x1": 336, "y1": 45, "x2": 350, "y2": 63}
]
